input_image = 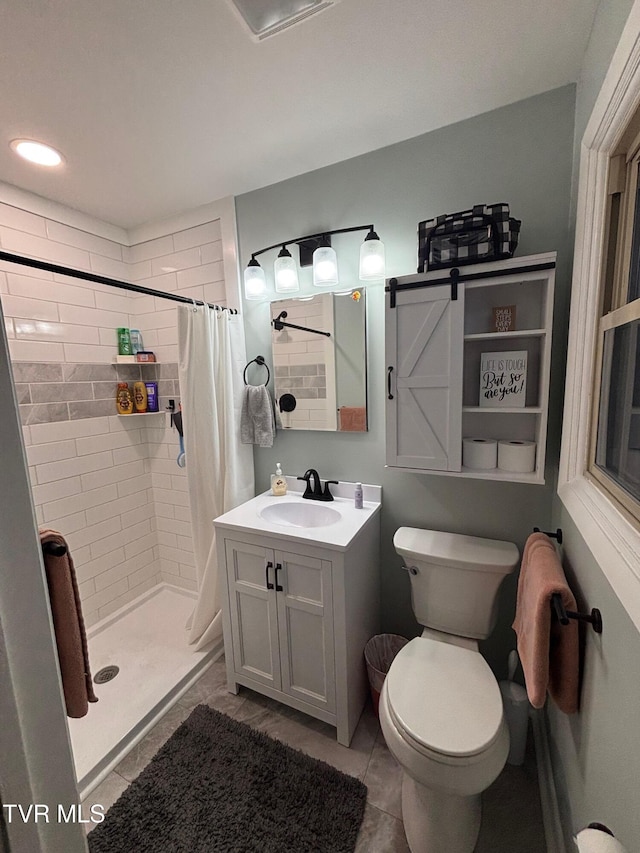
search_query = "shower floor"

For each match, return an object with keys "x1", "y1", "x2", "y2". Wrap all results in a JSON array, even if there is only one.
[{"x1": 68, "y1": 583, "x2": 218, "y2": 798}]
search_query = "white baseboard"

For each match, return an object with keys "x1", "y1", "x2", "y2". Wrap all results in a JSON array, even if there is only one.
[{"x1": 531, "y1": 709, "x2": 568, "y2": 853}]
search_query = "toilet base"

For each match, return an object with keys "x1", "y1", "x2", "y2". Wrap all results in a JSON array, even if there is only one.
[{"x1": 402, "y1": 772, "x2": 481, "y2": 853}]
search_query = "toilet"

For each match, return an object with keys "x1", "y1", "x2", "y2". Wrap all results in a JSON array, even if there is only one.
[{"x1": 379, "y1": 527, "x2": 520, "y2": 853}]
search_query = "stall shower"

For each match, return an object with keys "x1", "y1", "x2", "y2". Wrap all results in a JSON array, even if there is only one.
[{"x1": 0, "y1": 207, "x2": 240, "y2": 797}]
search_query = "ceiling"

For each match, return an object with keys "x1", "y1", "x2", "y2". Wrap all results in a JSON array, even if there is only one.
[{"x1": 0, "y1": 0, "x2": 599, "y2": 229}]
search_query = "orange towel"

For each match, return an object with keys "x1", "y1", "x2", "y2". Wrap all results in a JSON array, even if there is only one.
[
  {"x1": 512, "y1": 532, "x2": 579, "y2": 714},
  {"x1": 339, "y1": 406, "x2": 366, "y2": 431},
  {"x1": 40, "y1": 529, "x2": 98, "y2": 718}
]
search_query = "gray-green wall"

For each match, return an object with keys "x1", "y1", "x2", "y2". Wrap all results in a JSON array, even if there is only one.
[
  {"x1": 549, "y1": 1, "x2": 640, "y2": 849},
  {"x1": 236, "y1": 84, "x2": 576, "y2": 677}
]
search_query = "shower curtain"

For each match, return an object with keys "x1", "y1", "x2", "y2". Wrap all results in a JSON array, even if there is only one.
[{"x1": 177, "y1": 305, "x2": 254, "y2": 650}]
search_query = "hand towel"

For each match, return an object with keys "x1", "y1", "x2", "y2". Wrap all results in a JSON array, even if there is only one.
[
  {"x1": 241, "y1": 384, "x2": 278, "y2": 447},
  {"x1": 339, "y1": 406, "x2": 367, "y2": 431},
  {"x1": 40, "y1": 529, "x2": 98, "y2": 718},
  {"x1": 512, "y1": 532, "x2": 579, "y2": 714}
]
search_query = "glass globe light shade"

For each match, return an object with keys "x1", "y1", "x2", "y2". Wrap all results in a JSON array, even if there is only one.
[
  {"x1": 359, "y1": 233, "x2": 386, "y2": 281},
  {"x1": 274, "y1": 249, "x2": 299, "y2": 293},
  {"x1": 313, "y1": 245, "x2": 339, "y2": 287},
  {"x1": 244, "y1": 261, "x2": 267, "y2": 300}
]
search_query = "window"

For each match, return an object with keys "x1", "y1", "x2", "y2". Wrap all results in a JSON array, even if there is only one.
[
  {"x1": 589, "y1": 126, "x2": 640, "y2": 525},
  {"x1": 558, "y1": 1, "x2": 640, "y2": 634}
]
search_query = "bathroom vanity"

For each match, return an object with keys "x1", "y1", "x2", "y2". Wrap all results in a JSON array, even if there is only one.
[{"x1": 214, "y1": 480, "x2": 381, "y2": 746}]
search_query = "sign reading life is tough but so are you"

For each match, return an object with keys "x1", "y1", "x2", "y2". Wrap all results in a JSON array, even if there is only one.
[{"x1": 479, "y1": 350, "x2": 527, "y2": 407}]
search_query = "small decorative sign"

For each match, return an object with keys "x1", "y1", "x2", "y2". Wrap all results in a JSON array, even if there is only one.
[
  {"x1": 480, "y1": 350, "x2": 527, "y2": 408},
  {"x1": 493, "y1": 305, "x2": 516, "y2": 332}
]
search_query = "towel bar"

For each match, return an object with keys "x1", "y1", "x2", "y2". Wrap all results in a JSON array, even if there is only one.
[
  {"x1": 42, "y1": 541, "x2": 67, "y2": 557},
  {"x1": 551, "y1": 592, "x2": 603, "y2": 634},
  {"x1": 533, "y1": 527, "x2": 563, "y2": 544}
]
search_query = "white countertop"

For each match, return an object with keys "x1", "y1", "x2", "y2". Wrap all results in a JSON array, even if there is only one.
[{"x1": 213, "y1": 479, "x2": 382, "y2": 552}]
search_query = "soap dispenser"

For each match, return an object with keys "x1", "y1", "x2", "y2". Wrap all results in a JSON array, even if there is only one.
[{"x1": 271, "y1": 463, "x2": 288, "y2": 496}]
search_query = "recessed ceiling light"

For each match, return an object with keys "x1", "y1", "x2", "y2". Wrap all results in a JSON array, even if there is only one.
[{"x1": 10, "y1": 139, "x2": 64, "y2": 167}]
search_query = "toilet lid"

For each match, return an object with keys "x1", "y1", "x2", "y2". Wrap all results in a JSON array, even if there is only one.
[{"x1": 386, "y1": 638, "x2": 504, "y2": 758}]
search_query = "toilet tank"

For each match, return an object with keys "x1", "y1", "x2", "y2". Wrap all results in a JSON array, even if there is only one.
[{"x1": 394, "y1": 528, "x2": 519, "y2": 640}]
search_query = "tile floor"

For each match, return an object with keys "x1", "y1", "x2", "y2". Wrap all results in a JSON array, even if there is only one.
[{"x1": 83, "y1": 658, "x2": 546, "y2": 851}]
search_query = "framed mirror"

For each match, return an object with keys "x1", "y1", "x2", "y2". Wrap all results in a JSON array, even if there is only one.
[{"x1": 270, "y1": 290, "x2": 367, "y2": 431}]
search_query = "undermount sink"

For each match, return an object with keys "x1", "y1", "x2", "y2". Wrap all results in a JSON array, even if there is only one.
[{"x1": 259, "y1": 500, "x2": 341, "y2": 528}]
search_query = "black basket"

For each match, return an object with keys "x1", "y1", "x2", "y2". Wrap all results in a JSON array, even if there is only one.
[{"x1": 418, "y1": 203, "x2": 521, "y2": 272}]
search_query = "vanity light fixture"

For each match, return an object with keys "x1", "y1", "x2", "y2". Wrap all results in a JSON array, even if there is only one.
[
  {"x1": 10, "y1": 139, "x2": 63, "y2": 167},
  {"x1": 244, "y1": 258, "x2": 267, "y2": 300},
  {"x1": 312, "y1": 236, "x2": 339, "y2": 287},
  {"x1": 359, "y1": 229, "x2": 386, "y2": 280},
  {"x1": 274, "y1": 246, "x2": 300, "y2": 293},
  {"x1": 243, "y1": 224, "x2": 385, "y2": 301}
]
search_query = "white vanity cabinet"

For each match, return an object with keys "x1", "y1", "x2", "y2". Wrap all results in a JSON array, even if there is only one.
[
  {"x1": 385, "y1": 252, "x2": 555, "y2": 484},
  {"x1": 215, "y1": 487, "x2": 381, "y2": 747},
  {"x1": 223, "y1": 540, "x2": 336, "y2": 714}
]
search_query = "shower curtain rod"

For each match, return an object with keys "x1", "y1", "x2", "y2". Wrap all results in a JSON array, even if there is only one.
[{"x1": 0, "y1": 251, "x2": 239, "y2": 314}]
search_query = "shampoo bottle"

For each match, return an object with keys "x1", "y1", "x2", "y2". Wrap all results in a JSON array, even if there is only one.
[
  {"x1": 271, "y1": 463, "x2": 288, "y2": 496},
  {"x1": 116, "y1": 382, "x2": 134, "y2": 415},
  {"x1": 133, "y1": 381, "x2": 148, "y2": 413},
  {"x1": 117, "y1": 328, "x2": 132, "y2": 355}
]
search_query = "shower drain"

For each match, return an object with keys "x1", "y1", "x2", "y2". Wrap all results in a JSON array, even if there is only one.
[{"x1": 94, "y1": 665, "x2": 119, "y2": 684}]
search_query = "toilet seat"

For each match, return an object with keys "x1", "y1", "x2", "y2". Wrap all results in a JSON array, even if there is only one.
[{"x1": 386, "y1": 638, "x2": 504, "y2": 764}]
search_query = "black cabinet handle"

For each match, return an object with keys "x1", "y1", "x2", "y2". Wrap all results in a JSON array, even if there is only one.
[
  {"x1": 387, "y1": 366, "x2": 394, "y2": 400},
  {"x1": 265, "y1": 561, "x2": 274, "y2": 590},
  {"x1": 275, "y1": 562, "x2": 284, "y2": 592}
]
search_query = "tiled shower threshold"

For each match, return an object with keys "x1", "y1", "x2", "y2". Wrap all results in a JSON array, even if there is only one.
[{"x1": 68, "y1": 583, "x2": 220, "y2": 799}]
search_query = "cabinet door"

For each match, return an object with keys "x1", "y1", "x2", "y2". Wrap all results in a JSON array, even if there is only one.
[
  {"x1": 225, "y1": 540, "x2": 281, "y2": 691},
  {"x1": 274, "y1": 550, "x2": 335, "y2": 713},
  {"x1": 386, "y1": 283, "x2": 464, "y2": 470}
]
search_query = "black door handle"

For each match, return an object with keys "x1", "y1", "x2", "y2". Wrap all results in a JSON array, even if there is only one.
[
  {"x1": 387, "y1": 366, "x2": 394, "y2": 400},
  {"x1": 265, "y1": 561, "x2": 274, "y2": 590},
  {"x1": 275, "y1": 562, "x2": 284, "y2": 592}
]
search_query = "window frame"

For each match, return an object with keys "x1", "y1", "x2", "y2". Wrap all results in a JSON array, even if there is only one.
[{"x1": 559, "y1": 2, "x2": 640, "y2": 633}]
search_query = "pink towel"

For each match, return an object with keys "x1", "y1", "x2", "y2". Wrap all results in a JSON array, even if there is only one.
[
  {"x1": 512, "y1": 532, "x2": 579, "y2": 714},
  {"x1": 40, "y1": 528, "x2": 98, "y2": 718},
  {"x1": 339, "y1": 406, "x2": 366, "y2": 431}
]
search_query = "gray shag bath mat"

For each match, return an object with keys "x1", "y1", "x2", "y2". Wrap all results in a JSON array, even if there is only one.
[{"x1": 88, "y1": 704, "x2": 367, "y2": 853}]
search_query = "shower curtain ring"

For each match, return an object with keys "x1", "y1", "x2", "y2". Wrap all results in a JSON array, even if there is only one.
[{"x1": 191, "y1": 299, "x2": 198, "y2": 312}]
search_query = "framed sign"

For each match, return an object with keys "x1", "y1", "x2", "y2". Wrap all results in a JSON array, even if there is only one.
[
  {"x1": 480, "y1": 350, "x2": 527, "y2": 407},
  {"x1": 493, "y1": 305, "x2": 516, "y2": 332}
]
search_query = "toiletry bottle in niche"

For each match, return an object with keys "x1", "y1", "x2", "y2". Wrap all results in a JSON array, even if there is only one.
[
  {"x1": 133, "y1": 381, "x2": 148, "y2": 413},
  {"x1": 271, "y1": 463, "x2": 287, "y2": 496},
  {"x1": 117, "y1": 328, "x2": 132, "y2": 355},
  {"x1": 354, "y1": 482, "x2": 363, "y2": 509},
  {"x1": 145, "y1": 381, "x2": 159, "y2": 412},
  {"x1": 129, "y1": 329, "x2": 143, "y2": 355},
  {"x1": 116, "y1": 383, "x2": 134, "y2": 415}
]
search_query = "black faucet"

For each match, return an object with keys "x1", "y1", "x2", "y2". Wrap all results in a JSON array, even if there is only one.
[{"x1": 297, "y1": 469, "x2": 338, "y2": 501}]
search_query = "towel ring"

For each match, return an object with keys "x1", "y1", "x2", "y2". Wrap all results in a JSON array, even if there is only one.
[{"x1": 243, "y1": 355, "x2": 270, "y2": 386}]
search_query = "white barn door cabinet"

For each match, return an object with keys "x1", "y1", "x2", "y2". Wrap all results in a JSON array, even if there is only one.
[{"x1": 385, "y1": 252, "x2": 556, "y2": 484}]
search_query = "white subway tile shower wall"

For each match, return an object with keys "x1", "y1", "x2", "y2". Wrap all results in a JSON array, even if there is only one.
[{"x1": 1, "y1": 202, "x2": 229, "y2": 621}]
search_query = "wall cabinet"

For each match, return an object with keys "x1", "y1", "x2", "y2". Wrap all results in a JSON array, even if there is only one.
[
  {"x1": 216, "y1": 514, "x2": 380, "y2": 746},
  {"x1": 385, "y1": 252, "x2": 555, "y2": 484}
]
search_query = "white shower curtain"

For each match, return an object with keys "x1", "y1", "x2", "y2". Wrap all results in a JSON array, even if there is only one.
[{"x1": 177, "y1": 305, "x2": 254, "y2": 650}]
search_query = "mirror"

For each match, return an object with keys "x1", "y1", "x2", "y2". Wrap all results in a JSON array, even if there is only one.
[{"x1": 270, "y1": 290, "x2": 367, "y2": 431}]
